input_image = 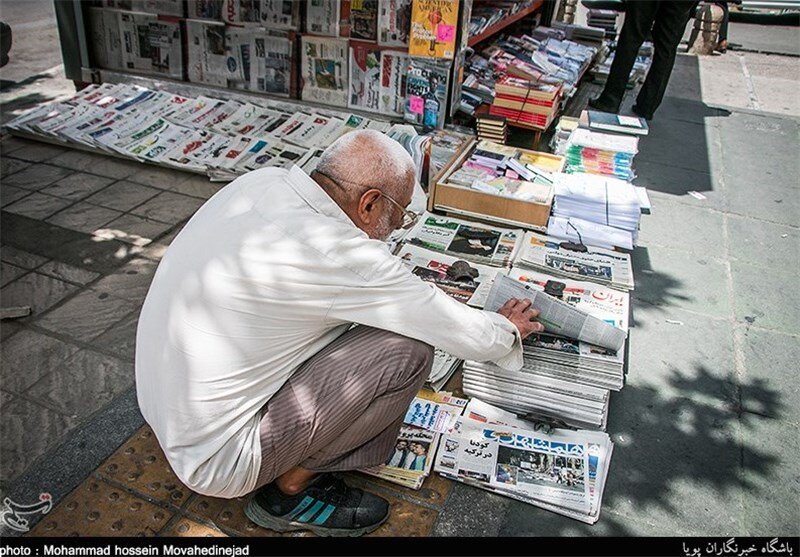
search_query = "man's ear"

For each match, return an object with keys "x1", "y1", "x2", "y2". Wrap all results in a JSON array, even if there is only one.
[{"x1": 357, "y1": 189, "x2": 383, "y2": 224}]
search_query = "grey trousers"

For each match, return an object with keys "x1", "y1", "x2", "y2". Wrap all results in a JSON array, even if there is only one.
[{"x1": 255, "y1": 326, "x2": 434, "y2": 489}]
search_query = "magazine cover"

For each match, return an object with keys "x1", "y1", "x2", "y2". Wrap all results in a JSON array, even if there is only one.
[
  {"x1": 379, "y1": 50, "x2": 409, "y2": 116},
  {"x1": 350, "y1": 0, "x2": 378, "y2": 41},
  {"x1": 186, "y1": 19, "x2": 228, "y2": 86},
  {"x1": 408, "y1": 0, "x2": 459, "y2": 59},
  {"x1": 404, "y1": 57, "x2": 450, "y2": 130},
  {"x1": 300, "y1": 36, "x2": 349, "y2": 107},
  {"x1": 306, "y1": 0, "x2": 340, "y2": 36},
  {"x1": 348, "y1": 45, "x2": 382, "y2": 112},
  {"x1": 378, "y1": 0, "x2": 412, "y2": 47}
]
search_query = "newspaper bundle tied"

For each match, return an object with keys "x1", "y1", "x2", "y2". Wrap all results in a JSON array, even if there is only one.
[{"x1": 485, "y1": 275, "x2": 626, "y2": 353}]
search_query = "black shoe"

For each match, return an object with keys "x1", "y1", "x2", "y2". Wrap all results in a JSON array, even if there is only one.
[
  {"x1": 588, "y1": 97, "x2": 618, "y2": 114},
  {"x1": 631, "y1": 104, "x2": 653, "y2": 121},
  {"x1": 245, "y1": 474, "x2": 389, "y2": 537}
]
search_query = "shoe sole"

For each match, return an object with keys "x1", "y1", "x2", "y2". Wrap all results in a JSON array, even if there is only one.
[{"x1": 244, "y1": 498, "x2": 388, "y2": 537}]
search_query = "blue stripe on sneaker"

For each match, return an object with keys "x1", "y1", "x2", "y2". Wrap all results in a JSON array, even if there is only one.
[
  {"x1": 311, "y1": 503, "x2": 336, "y2": 525},
  {"x1": 286, "y1": 496, "x2": 315, "y2": 520},
  {"x1": 295, "y1": 500, "x2": 325, "y2": 523}
]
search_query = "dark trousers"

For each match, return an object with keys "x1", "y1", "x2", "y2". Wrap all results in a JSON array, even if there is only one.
[{"x1": 596, "y1": 1, "x2": 697, "y2": 118}]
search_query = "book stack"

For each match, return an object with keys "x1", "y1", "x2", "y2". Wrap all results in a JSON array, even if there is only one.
[
  {"x1": 585, "y1": 110, "x2": 649, "y2": 136},
  {"x1": 489, "y1": 76, "x2": 562, "y2": 130},
  {"x1": 476, "y1": 115, "x2": 508, "y2": 144},
  {"x1": 587, "y1": 9, "x2": 619, "y2": 38},
  {"x1": 551, "y1": 116, "x2": 580, "y2": 155},
  {"x1": 563, "y1": 128, "x2": 639, "y2": 181}
]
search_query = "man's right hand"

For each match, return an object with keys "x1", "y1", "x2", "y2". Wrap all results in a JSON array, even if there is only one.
[{"x1": 496, "y1": 298, "x2": 545, "y2": 340}]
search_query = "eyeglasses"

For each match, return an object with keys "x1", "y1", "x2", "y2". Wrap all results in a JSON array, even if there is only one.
[{"x1": 314, "y1": 170, "x2": 419, "y2": 230}]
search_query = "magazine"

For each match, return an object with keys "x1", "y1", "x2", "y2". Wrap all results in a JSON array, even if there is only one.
[
  {"x1": 405, "y1": 212, "x2": 522, "y2": 268},
  {"x1": 404, "y1": 57, "x2": 450, "y2": 130},
  {"x1": 350, "y1": 0, "x2": 378, "y2": 42},
  {"x1": 408, "y1": 0, "x2": 459, "y2": 59},
  {"x1": 378, "y1": 0, "x2": 413, "y2": 46}
]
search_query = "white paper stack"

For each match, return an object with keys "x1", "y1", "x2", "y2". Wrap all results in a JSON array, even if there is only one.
[{"x1": 564, "y1": 128, "x2": 639, "y2": 181}]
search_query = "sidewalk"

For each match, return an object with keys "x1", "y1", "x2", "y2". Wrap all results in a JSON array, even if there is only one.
[{"x1": 1, "y1": 20, "x2": 798, "y2": 538}]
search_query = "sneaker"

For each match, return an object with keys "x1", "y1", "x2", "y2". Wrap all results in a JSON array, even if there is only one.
[{"x1": 245, "y1": 474, "x2": 389, "y2": 537}]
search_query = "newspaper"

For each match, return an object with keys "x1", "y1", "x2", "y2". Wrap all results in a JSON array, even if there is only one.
[
  {"x1": 301, "y1": 36, "x2": 349, "y2": 107},
  {"x1": 186, "y1": 19, "x2": 227, "y2": 87},
  {"x1": 514, "y1": 231, "x2": 634, "y2": 291},
  {"x1": 380, "y1": 50, "x2": 410, "y2": 116},
  {"x1": 250, "y1": 33, "x2": 293, "y2": 97},
  {"x1": 434, "y1": 398, "x2": 613, "y2": 523},
  {"x1": 405, "y1": 212, "x2": 522, "y2": 268},
  {"x1": 485, "y1": 275, "x2": 626, "y2": 353}
]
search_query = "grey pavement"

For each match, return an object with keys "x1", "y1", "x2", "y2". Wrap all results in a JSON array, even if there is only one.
[{"x1": 1, "y1": 8, "x2": 799, "y2": 539}]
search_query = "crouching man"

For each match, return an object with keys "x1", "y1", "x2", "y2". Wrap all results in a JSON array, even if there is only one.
[{"x1": 135, "y1": 130, "x2": 543, "y2": 537}]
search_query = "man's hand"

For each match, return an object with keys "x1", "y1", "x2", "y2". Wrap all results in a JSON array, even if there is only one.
[{"x1": 496, "y1": 298, "x2": 545, "y2": 340}]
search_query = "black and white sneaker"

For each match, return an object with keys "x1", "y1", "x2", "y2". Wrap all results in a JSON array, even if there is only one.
[{"x1": 245, "y1": 474, "x2": 389, "y2": 537}]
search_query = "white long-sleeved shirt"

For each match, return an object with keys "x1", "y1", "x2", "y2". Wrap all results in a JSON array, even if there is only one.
[{"x1": 135, "y1": 165, "x2": 523, "y2": 498}]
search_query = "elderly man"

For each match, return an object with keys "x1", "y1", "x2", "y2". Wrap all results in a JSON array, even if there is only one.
[{"x1": 136, "y1": 130, "x2": 543, "y2": 537}]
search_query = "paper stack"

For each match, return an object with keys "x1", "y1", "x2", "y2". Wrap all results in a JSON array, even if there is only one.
[
  {"x1": 564, "y1": 127, "x2": 639, "y2": 181},
  {"x1": 476, "y1": 115, "x2": 508, "y2": 144}
]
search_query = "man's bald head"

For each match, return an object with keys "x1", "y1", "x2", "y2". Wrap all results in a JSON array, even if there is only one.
[{"x1": 311, "y1": 129, "x2": 417, "y2": 240}]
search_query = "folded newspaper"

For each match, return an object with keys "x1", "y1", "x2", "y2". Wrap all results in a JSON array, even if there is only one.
[
  {"x1": 485, "y1": 275, "x2": 626, "y2": 353},
  {"x1": 434, "y1": 398, "x2": 613, "y2": 524}
]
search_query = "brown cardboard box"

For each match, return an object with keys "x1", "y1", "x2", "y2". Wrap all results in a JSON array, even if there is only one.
[{"x1": 429, "y1": 141, "x2": 560, "y2": 232}]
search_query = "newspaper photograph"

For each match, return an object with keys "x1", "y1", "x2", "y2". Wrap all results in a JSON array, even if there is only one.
[
  {"x1": 515, "y1": 231, "x2": 634, "y2": 290},
  {"x1": 485, "y1": 275, "x2": 626, "y2": 353},
  {"x1": 405, "y1": 212, "x2": 522, "y2": 268}
]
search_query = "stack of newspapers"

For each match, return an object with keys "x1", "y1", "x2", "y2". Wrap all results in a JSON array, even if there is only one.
[
  {"x1": 361, "y1": 391, "x2": 467, "y2": 490},
  {"x1": 463, "y1": 274, "x2": 627, "y2": 430},
  {"x1": 434, "y1": 398, "x2": 613, "y2": 524}
]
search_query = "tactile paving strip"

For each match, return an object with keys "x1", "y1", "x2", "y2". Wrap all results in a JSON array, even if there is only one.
[
  {"x1": 28, "y1": 477, "x2": 173, "y2": 536},
  {"x1": 185, "y1": 494, "x2": 303, "y2": 537},
  {"x1": 162, "y1": 517, "x2": 227, "y2": 537},
  {"x1": 96, "y1": 426, "x2": 189, "y2": 507}
]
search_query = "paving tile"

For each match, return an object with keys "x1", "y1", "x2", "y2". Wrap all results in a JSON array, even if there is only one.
[
  {"x1": 0, "y1": 320, "x2": 22, "y2": 341},
  {"x1": 186, "y1": 495, "x2": 292, "y2": 537},
  {"x1": 97, "y1": 426, "x2": 189, "y2": 508},
  {"x1": 165, "y1": 175, "x2": 226, "y2": 200},
  {"x1": 91, "y1": 311, "x2": 139, "y2": 361},
  {"x1": 0, "y1": 136, "x2": 35, "y2": 155},
  {"x1": 46, "y1": 202, "x2": 123, "y2": 235},
  {"x1": 2, "y1": 164, "x2": 74, "y2": 190},
  {"x1": 162, "y1": 517, "x2": 227, "y2": 537},
  {"x1": 0, "y1": 271, "x2": 78, "y2": 316},
  {"x1": 95, "y1": 213, "x2": 173, "y2": 247},
  {"x1": 0, "y1": 329, "x2": 82, "y2": 393},
  {"x1": 727, "y1": 214, "x2": 800, "y2": 271},
  {"x1": 634, "y1": 160, "x2": 725, "y2": 210},
  {"x1": 5, "y1": 142, "x2": 66, "y2": 163},
  {"x1": 731, "y1": 261, "x2": 799, "y2": 334},
  {"x1": 127, "y1": 166, "x2": 196, "y2": 189},
  {"x1": 0, "y1": 246, "x2": 48, "y2": 269},
  {"x1": 0, "y1": 398, "x2": 78, "y2": 483},
  {"x1": 36, "y1": 261, "x2": 100, "y2": 286},
  {"x1": 737, "y1": 327, "x2": 800, "y2": 426},
  {"x1": 0, "y1": 262, "x2": 28, "y2": 287},
  {"x1": 344, "y1": 470, "x2": 454, "y2": 509},
  {"x1": 26, "y1": 349, "x2": 134, "y2": 420},
  {"x1": 27, "y1": 477, "x2": 173, "y2": 536},
  {"x1": 36, "y1": 289, "x2": 137, "y2": 343},
  {"x1": 0, "y1": 390, "x2": 13, "y2": 408},
  {"x1": 0, "y1": 157, "x2": 31, "y2": 178},
  {"x1": 131, "y1": 191, "x2": 205, "y2": 224},
  {"x1": 636, "y1": 118, "x2": 714, "y2": 174},
  {"x1": 92, "y1": 258, "x2": 158, "y2": 304},
  {"x1": 637, "y1": 198, "x2": 725, "y2": 256},
  {"x1": 1, "y1": 185, "x2": 33, "y2": 207},
  {"x1": 48, "y1": 150, "x2": 143, "y2": 180},
  {"x1": 3, "y1": 192, "x2": 74, "y2": 220},
  {"x1": 85, "y1": 181, "x2": 161, "y2": 212},
  {"x1": 498, "y1": 499, "x2": 656, "y2": 536},
  {"x1": 740, "y1": 418, "x2": 800, "y2": 536},
  {"x1": 40, "y1": 172, "x2": 115, "y2": 201},
  {"x1": 631, "y1": 246, "x2": 731, "y2": 319}
]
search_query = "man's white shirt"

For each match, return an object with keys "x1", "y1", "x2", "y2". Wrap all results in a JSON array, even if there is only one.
[{"x1": 135, "y1": 165, "x2": 523, "y2": 498}]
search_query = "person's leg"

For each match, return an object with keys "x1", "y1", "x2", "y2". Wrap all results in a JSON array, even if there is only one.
[
  {"x1": 246, "y1": 325, "x2": 433, "y2": 536},
  {"x1": 590, "y1": 2, "x2": 660, "y2": 113},
  {"x1": 634, "y1": 1, "x2": 698, "y2": 119},
  {"x1": 717, "y1": 2, "x2": 730, "y2": 50}
]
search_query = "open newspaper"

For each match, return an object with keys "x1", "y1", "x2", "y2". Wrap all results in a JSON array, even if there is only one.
[
  {"x1": 405, "y1": 212, "x2": 523, "y2": 268},
  {"x1": 514, "y1": 231, "x2": 634, "y2": 291},
  {"x1": 434, "y1": 398, "x2": 613, "y2": 524},
  {"x1": 485, "y1": 275, "x2": 626, "y2": 353},
  {"x1": 361, "y1": 391, "x2": 467, "y2": 489}
]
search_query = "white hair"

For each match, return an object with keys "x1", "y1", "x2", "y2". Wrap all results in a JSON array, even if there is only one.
[{"x1": 313, "y1": 129, "x2": 416, "y2": 203}]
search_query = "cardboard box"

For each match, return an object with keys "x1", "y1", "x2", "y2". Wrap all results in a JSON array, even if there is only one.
[{"x1": 429, "y1": 140, "x2": 560, "y2": 232}]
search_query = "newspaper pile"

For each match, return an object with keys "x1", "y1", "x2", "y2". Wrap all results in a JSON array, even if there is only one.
[
  {"x1": 4, "y1": 83, "x2": 402, "y2": 183},
  {"x1": 462, "y1": 274, "x2": 627, "y2": 430},
  {"x1": 404, "y1": 213, "x2": 523, "y2": 268},
  {"x1": 361, "y1": 390, "x2": 467, "y2": 489},
  {"x1": 396, "y1": 243, "x2": 508, "y2": 390},
  {"x1": 514, "y1": 231, "x2": 634, "y2": 291},
  {"x1": 434, "y1": 398, "x2": 613, "y2": 524}
]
